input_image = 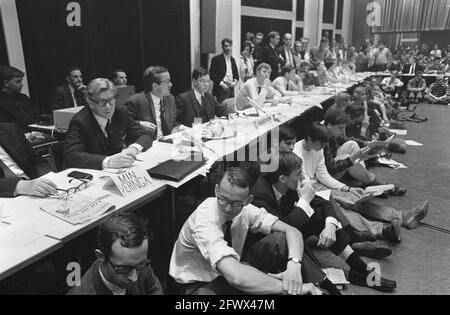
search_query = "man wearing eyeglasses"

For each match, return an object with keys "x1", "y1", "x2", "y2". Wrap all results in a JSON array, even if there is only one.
[
  {"x1": 68, "y1": 213, "x2": 163, "y2": 295},
  {"x1": 125, "y1": 66, "x2": 183, "y2": 141},
  {"x1": 64, "y1": 78, "x2": 153, "y2": 170},
  {"x1": 175, "y1": 68, "x2": 235, "y2": 127},
  {"x1": 170, "y1": 167, "x2": 323, "y2": 296}
]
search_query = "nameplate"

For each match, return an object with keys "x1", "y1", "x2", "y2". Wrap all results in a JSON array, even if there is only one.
[
  {"x1": 253, "y1": 115, "x2": 274, "y2": 129},
  {"x1": 103, "y1": 168, "x2": 153, "y2": 197}
]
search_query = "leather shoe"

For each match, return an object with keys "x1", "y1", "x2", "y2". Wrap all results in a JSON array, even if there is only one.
[
  {"x1": 388, "y1": 185, "x2": 407, "y2": 197},
  {"x1": 349, "y1": 269, "x2": 397, "y2": 292},
  {"x1": 353, "y1": 245, "x2": 393, "y2": 260},
  {"x1": 403, "y1": 201, "x2": 429, "y2": 230},
  {"x1": 382, "y1": 220, "x2": 402, "y2": 243}
]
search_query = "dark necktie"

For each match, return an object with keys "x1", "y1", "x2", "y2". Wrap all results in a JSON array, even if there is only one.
[
  {"x1": 224, "y1": 221, "x2": 233, "y2": 247},
  {"x1": 0, "y1": 158, "x2": 18, "y2": 179},
  {"x1": 105, "y1": 120, "x2": 117, "y2": 155},
  {"x1": 257, "y1": 87, "x2": 262, "y2": 94},
  {"x1": 200, "y1": 95, "x2": 208, "y2": 123}
]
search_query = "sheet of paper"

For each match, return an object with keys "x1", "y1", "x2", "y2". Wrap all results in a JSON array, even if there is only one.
[
  {"x1": 322, "y1": 268, "x2": 349, "y2": 285},
  {"x1": 315, "y1": 190, "x2": 331, "y2": 201},
  {"x1": 389, "y1": 129, "x2": 408, "y2": 136},
  {"x1": 405, "y1": 140, "x2": 423, "y2": 146}
]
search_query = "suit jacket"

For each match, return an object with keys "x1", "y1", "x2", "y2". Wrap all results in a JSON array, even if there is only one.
[
  {"x1": 251, "y1": 176, "x2": 338, "y2": 227},
  {"x1": 125, "y1": 92, "x2": 179, "y2": 140},
  {"x1": 63, "y1": 106, "x2": 153, "y2": 170},
  {"x1": 262, "y1": 44, "x2": 283, "y2": 80},
  {"x1": 209, "y1": 54, "x2": 239, "y2": 98},
  {"x1": 0, "y1": 123, "x2": 50, "y2": 197},
  {"x1": 280, "y1": 46, "x2": 296, "y2": 68},
  {"x1": 0, "y1": 91, "x2": 38, "y2": 131},
  {"x1": 175, "y1": 90, "x2": 234, "y2": 127},
  {"x1": 402, "y1": 63, "x2": 424, "y2": 75},
  {"x1": 50, "y1": 85, "x2": 87, "y2": 111}
]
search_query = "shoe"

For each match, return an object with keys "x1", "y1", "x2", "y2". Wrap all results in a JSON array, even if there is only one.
[
  {"x1": 353, "y1": 245, "x2": 393, "y2": 260},
  {"x1": 382, "y1": 220, "x2": 402, "y2": 243},
  {"x1": 403, "y1": 201, "x2": 430, "y2": 230},
  {"x1": 388, "y1": 185, "x2": 407, "y2": 197},
  {"x1": 348, "y1": 269, "x2": 397, "y2": 292},
  {"x1": 348, "y1": 228, "x2": 378, "y2": 244}
]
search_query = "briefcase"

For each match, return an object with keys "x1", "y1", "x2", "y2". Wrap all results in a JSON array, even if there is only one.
[{"x1": 147, "y1": 158, "x2": 206, "y2": 182}]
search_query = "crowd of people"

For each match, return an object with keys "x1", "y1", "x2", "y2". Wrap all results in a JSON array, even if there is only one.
[{"x1": 0, "y1": 30, "x2": 442, "y2": 296}]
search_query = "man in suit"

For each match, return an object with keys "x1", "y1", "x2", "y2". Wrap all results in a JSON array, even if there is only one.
[
  {"x1": 50, "y1": 67, "x2": 87, "y2": 111},
  {"x1": 279, "y1": 33, "x2": 295, "y2": 68},
  {"x1": 252, "y1": 152, "x2": 397, "y2": 292},
  {"x1": 0, "y1": 122, "x2": 56, "y2": 198},
  {"x1": 64, "y1": 78, "x2": 153, "y2": 170},
  {"x1": 252, "y1": 32, "x2": 264, "y2": 66},
  {"x1": 0, "y1": 66, "x2": 38, "y2": 131},
  {"x1": 176, "y1": 68, "x2": 235, "y2": 127},
  {"x1": 262, "y1": 31, "x2": 283, "y2": 81},
  {"x1": 125, "y1": 66, "x2": 181, "y2": 140},
  {"x1": 209, "y1": 38, "x2": 239, "y2": 103},
  {"x1": 112, "y1": 69, "x2": 128, "y2": 87}
]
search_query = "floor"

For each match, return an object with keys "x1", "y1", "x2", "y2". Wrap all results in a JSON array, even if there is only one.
[{"x1": 315, "y1": 103, "x2": 450, "y2": 295}]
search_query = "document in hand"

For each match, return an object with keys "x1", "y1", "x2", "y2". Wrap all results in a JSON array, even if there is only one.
[{"x1": 40, "y1": 192, "x2": 115, "y2": 225}]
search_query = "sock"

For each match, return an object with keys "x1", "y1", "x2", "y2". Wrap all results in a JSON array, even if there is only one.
[
  {"x1": 346, "y1": 253, "x2": 368, "y2": 273},
  {"x1": 320, "y1": 278, "x2": 342, "y2": 296}
]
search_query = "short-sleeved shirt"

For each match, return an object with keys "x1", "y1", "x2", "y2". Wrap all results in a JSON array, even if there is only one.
[{"x1": 169, "y1": 197, "x2": 278, "y2": 284}]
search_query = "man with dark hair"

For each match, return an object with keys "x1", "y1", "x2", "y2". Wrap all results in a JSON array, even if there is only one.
[
  {"x1": 272, "y1": 65, "x2": 303, "y2": 96},
  {"x1": 0, "y1": 65, "x2": 38, "y2": 130},
  {"x1": 112, "y1": 69, "x2": 128, "y2": 87},
  {"x1": 125, "y1": 66, "x2": 181, "y2": 140},
  {"x1": 64, "y1": 78, "x2": 153, "y2": 170},
  {"x1": 425, "y1": 75, "x2": 450, "y2": 105},
  {"x1": 170, "y1": 167, "x2": 324, "y2": 296},
  {"x1": 294, "y1": 123, "x2": 429, "y2": 235},
  {"x1": 176, "y1": 68, "x2": 234, "y2": 127},
  {"x1": 371, "y1": 41, "x2": 392, "y2": 71},
  {"x1": 309, "y1": 39, "x2": 334, "y2": 70},
  {"x1": 425, "y1": 57, "x2": 446, "y2": 74},
  {"x1": 235, "y1": 63, "x2": 284, "y2": 110},
  {"x1": 252, "y1": 32, "x2": 264, "y2": 65},
  {"x1": 50, "y1": 66, "x2": 87, "y2": 110},
  {"x1": 407, "y1": 71, "x2": 427, "y2": 103},
  {"x1": 251, "y1": 152, "x2": 397, "y2": 292},
  {"x1": 0, "y1": 122, "x2": 56, "y2": 197},
  {"x1": 209, "y1": 38, "x2": 239, "y2": 103},
  {"x1": 68, "y1": 213, "x2": 163, "y2": 295},
  {"x1": 262, "y1": 31, "x2": 283, "y2": 81},
  {"x1": 324, "y1": 108, "x2": 406, "y2": 193}
]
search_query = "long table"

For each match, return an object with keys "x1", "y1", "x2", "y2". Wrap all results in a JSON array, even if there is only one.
[{"x1": 0, "y1": 79, "x2": 364, "y2": 282}]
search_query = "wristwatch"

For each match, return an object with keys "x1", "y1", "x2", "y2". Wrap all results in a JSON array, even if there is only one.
[{"x1": 288, "y1": 257, "x2": 302, "y2": 264}]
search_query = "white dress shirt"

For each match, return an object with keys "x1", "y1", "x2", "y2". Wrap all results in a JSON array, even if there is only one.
[
  {"x1": 69, "y1": 85, "x2": 79, "y2": 107},
  {"x1": 272, "y1": 185, "x2": 341, "y2": 228},
  {"x1": 224, "y1": 55, "x2": 234, "y2": 84},
  {"x1": 150, "y1": 93, "x2": 164, "y2": 140},
  {"x1": 293, "y1": 140, "x2": 345, "y2": 192},
  {"x1": 169, "y1": 197, "x2": 278, "y2": 284},
  {"x1": 235, "y1": 78, "x2": 282, "y2": 110},
  {"x1": 0, "y1": 145, "x2": 27, "y2": 179}
]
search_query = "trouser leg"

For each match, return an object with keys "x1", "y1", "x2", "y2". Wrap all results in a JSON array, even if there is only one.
[{"x1": 355, "y1": 200, "x2": 403, "y2": 223}]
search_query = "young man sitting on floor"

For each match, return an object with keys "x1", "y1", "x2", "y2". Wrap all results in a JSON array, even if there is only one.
[
  {"x1": 424, "y1": 75, "x2": 450, "y2": 105},
  {"x1": 251, "y1": 151, "x2": 398, "y2": 292},
  {"x1": 293, "y1": 123, "x2": 429, "y2": 233},
  {"x1": 278, "y1": 125, "x2": 405, "y2": 248}
]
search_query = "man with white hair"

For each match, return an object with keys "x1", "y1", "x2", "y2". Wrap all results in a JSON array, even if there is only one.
[{"x1": 64, "y1": 78, "x2": 153, "y2": 170}]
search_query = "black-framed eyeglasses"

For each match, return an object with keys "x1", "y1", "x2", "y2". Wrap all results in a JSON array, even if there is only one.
[
  {"x1": 56, "y1": 178, "x2": 89, "y2": 198},
  {"x1": 158, "y1": 79, "x2": 172, "y2": 85},
  {"x1": 88, "y1": 97, "x2": 116, "y2": 107},
  {"x1": 106, "y1": 257, "x2": 152, "y2": 275},
  {"x1": 217, "y1": 195, "x2": 246, "y2": 209}
]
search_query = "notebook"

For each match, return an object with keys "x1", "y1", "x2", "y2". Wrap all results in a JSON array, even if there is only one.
[{"x1": 147, "y1": 159, "x2": 206, "y2": 182}]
